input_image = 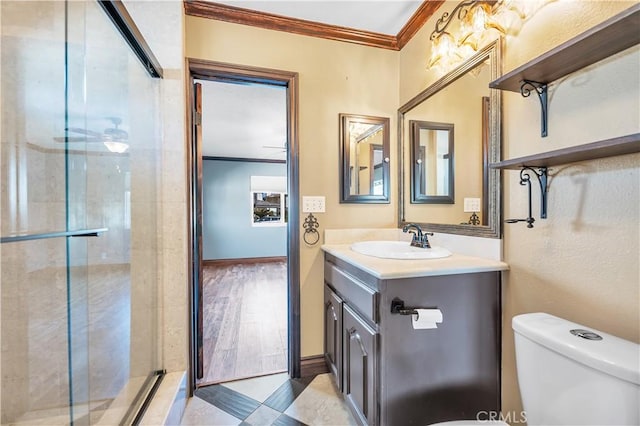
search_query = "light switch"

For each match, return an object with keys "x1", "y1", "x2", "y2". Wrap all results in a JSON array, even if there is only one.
[
  {"x1": 302, "y1": 196, "x2": 326, "y2": 213},
  {"x1": 464, "y1": 197, "x2": 481, "y2": 212}
]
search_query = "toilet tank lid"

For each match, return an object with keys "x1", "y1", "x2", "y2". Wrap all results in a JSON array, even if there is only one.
[{"x1": 512, "y1": 313, "x2": 640, "y2": 385}]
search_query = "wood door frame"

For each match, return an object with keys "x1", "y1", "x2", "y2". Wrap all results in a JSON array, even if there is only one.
[{"x1": 186, "y1": 58, "x2": 301, "y2": 392}]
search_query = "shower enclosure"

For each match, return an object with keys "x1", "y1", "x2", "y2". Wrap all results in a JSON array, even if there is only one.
[{"x1": 1, "y1": 1, "x2": 163, "y2": 424}]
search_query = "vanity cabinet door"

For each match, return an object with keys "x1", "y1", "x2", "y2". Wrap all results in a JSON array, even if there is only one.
[
  {"x1": 343, "y1": 304, "x2": 378, "y2": 426},
  {"x1": 324, "y1": 285, "x2": 343, "y2": 390}
]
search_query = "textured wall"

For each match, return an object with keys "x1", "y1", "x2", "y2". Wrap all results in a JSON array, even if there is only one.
[
  {"x1": 499, "y1": 2, "x2": 639, "y2": 417},
  {"x1": 202, "y1": 160, "x2": 287, "y2": 260}
]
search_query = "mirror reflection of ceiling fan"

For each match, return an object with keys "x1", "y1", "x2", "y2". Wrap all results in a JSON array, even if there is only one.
[{"x1": 53, "y1": 117, "x2": 129, "y2": 153}]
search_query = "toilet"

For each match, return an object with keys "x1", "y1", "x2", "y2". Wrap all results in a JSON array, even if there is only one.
[{"x1": 432, "y1": 312, "x2": 640, "y2": 425}]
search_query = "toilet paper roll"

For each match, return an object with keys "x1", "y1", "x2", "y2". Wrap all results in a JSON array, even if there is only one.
[{"x1": 412, "y1": 309, "x2": 443, "y2": 330}]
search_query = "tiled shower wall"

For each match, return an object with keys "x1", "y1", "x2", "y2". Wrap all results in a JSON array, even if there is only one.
[{"x1": 123, "y1": 0, "x2": 189, "y2": 375}]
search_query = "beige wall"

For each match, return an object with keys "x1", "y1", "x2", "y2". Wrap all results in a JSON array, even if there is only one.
[
  {"x1": 185, "y1": 2, "x2": 639, "y2": 417},
  {"x1": 186, "y1": 17, "x2": 399, "y2": 357},
  {"x1": 401, "y1": 0, "x2": 639, "y2": 420}
]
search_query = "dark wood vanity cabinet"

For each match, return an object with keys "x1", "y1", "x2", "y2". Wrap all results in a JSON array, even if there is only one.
[
  {"x1": 343, "y1": 303, "x2": 379, "y2": 426},
  {"x1": 324, "y1": 285, "x2": 343, "y2": 390},
  {"x1": 323, "y1": 253, "x2": 501, "y2": 426}
]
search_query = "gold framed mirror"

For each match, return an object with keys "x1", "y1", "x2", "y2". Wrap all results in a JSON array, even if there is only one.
[
  {"x1": 339, "y1": 113, "x2": 390, "y2": 203},
  {"x1": 398, "y1": 39, "x2": 502, "y2": 237}
]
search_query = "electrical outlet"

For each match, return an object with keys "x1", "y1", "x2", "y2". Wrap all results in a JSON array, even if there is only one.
[
  {"x1": 302, "y1": 196, "x2": 326, "y2": 213},
  {"x1": 464, "y1": 197, "x2": 481, "y2": 213}
]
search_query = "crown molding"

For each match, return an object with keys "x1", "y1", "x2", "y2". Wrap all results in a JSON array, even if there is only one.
[
  {"x1": 184, "y1": 1, "x2": 444, "y2": 51},
  {"x1": 184, "y1": 1, "x2": 397, "y2": 49},
  {"x1": 397, "y1": 1, "x2": 445, "y2": 49}
]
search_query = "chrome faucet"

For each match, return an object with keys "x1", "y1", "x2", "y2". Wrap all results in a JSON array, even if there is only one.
[{"x1": 402, "y1": 223, "x2": 433, "y2": 249}]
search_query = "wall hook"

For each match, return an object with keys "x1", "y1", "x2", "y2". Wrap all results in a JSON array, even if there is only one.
[{"x1": 505, "y1": 166, "x2": 548, "y2": 228}]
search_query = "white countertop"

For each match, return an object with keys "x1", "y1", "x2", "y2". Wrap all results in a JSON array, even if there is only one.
[{"x1": 322, "y1": 243, "x2": 509, "y2": 279}]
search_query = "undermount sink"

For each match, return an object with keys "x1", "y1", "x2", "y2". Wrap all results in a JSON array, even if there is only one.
[{"x1": 350, "y1": 240, "x2": 452, "y2": 260}]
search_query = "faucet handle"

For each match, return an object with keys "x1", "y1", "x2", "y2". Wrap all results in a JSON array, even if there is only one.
[{"x1": 420, "y1": 232, "x2": 433, "y2": 249}]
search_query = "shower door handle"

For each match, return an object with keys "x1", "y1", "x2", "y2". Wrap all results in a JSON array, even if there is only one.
[
  {"x1": 70, "y1": 229, "x2": 108, "y2": 238},
  {"x1": 1, "y1": 228, "x2": 108, "y2": 244}
]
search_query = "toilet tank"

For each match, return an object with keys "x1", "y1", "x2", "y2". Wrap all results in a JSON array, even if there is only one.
[{"x1": 512, "y1": 313, "x2": 640, "y2": 426}]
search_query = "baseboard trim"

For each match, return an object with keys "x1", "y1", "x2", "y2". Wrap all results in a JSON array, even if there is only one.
[
  {"x1": 203, "y1": 256, "x2": 287, "y2": 267},
  {"x1": 300, "y1": 355, "x2": 329, "y2": 377}
]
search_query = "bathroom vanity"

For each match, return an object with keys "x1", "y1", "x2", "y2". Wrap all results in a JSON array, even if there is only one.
[{"x1": 322, "y1": 243, "x2": 508, "y2": 426}]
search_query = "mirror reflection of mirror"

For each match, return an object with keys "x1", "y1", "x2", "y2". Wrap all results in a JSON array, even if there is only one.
[
  {"x1": 399, "y1": 40, "x2": 501, "y2": 238},
  {"x1": 350, "y1": 122, "x2": 383, "y2": 195},
  {"x1": 340, "y1": 114, "x2": 390, "y2": 203},
  {"x1": 411, "y1": 120, "x2": 454, "y2": 204}
]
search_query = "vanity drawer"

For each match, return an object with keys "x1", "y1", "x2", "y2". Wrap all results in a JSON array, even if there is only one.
[{"x1": 325, "y1": 262, "x2": 378, "y2": 324}]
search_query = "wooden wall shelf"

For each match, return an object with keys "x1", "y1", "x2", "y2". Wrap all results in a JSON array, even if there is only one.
[
  {"x1": 490, "y1": 4, "x2": 640, "y2": 93},
  {"x1": 492, "y1": 133, "x2": 640, "y2": 228},
  {"x1": 489, "y1": 4, "x2": 640, "y2": 137},
  {"x1": 490, "y1": 4, "x2": 640, "y2": 227},
  {"x1": 491, "y1": 133, "x2": 640, "y2": 170}
]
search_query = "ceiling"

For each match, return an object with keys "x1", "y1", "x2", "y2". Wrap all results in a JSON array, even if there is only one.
[
  {"x1": 196, "y1": 1, "x2": 434, "y2": 161},
  {"x1": 210, "y1": 1, "x2": 425, "y2": 35},
  {"x1": 199, "y1": 79, "x2": 288, "y2": 160}
]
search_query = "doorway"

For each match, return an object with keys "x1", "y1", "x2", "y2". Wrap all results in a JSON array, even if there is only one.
[{"x1": 187, "y1": 60, "x2": 300, "y2": 391}]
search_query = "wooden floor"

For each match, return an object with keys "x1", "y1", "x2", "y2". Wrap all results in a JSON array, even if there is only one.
[{"x1": 199, "y1": 260, "x2": 288, "y2": 385}]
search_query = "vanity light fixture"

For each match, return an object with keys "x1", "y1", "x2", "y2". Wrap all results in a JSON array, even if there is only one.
[{"x1": 429, "y1": 0, "x2": 554, "y2": 72}]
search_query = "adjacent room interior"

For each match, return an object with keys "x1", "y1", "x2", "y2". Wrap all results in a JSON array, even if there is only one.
[{"x1": 196, "y1": 79, "x2": 289, "y2": 386}]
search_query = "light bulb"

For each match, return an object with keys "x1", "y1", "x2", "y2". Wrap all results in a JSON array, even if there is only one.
[
  {"x1": 458, "y1": 3, "x2": 494, "y2": 50},
  {"x1": 469, "y1": 3, "x2": 489, "y2": 32},
  {"x1": 103, "y1": 141, "x2": 129, "y2": 153},
  {"x1": 428, "y1": 32, "x2": 456, "y2": 69}
]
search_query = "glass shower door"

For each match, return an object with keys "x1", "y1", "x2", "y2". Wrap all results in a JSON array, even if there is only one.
[
  {"x1": 1, "y1": 1, "x2": 75, "y2": 424},
  {"x1": 65, "y1": 0, "x2": 162, "y2": 423},
  {"x1": 1, "y1": 1, "x2": 162, "y2": 424}
]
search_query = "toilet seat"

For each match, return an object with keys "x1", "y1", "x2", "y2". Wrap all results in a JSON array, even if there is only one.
[{"x1": 430, "y1": 422, "x2": 508, "y2": 425}]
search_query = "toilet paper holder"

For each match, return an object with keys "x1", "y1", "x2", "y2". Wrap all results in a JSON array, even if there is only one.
[{"x1": 391, "y1": 298, "x2": 425, "y2": 316}]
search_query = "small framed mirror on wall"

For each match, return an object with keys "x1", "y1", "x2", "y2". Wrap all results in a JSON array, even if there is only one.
[
  {"x1": 339, "y1": 114, "x2": 390, "y2": 203},
  {"x1": 410, "y1": 120, "x2": 454, "y2": 204}
]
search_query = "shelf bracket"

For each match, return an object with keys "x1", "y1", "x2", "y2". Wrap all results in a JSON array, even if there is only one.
[
  {"x1": 520, "y1": 80, "x2": 548, "y2": 137},
  {"x1": 505, "y1": 166, "x2": 548, "y2": 228}
]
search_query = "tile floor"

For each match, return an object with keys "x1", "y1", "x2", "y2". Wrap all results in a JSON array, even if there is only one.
[{"x1": 180, "y1": 373, "x2": 357, "y2": 426}]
